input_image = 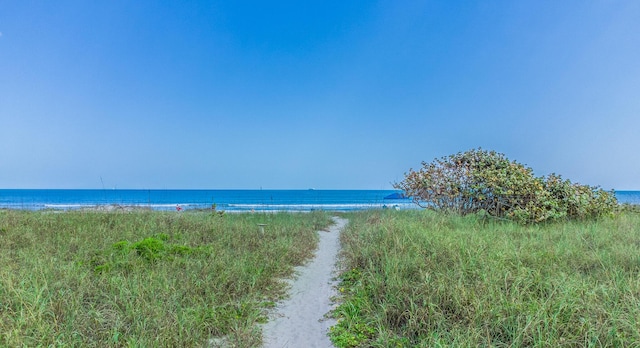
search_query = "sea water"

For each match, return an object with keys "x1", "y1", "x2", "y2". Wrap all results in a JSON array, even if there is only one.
[
  {"x1": 616, "y1": 191, "x2": 640, "y2": 205},
  {"x1": 0, "y1": 189, "x2": 414, "y2": 212},
  {"x1": 0, "y1": 189, "x2": 637, "y2": 212}
]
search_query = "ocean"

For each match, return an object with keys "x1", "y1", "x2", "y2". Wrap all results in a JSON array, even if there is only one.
[
  {"x1": 0, "y1": 189, "x2": 414, "y2": 212},
  {"x1": 0, "y1": 189, "x2": 638, "y2": 212}
]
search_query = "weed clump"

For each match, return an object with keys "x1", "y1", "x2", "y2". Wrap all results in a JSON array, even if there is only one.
[
  {"x1": 132, "y1": 236, "x2": 166, "y2": 261},
  {"x1": 91, "y1": 233, "x2": 197, "y2": 273}
]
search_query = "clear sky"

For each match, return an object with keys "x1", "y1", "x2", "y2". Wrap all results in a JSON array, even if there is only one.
[{"x1": 1, "y1": 1, "x2": 639, "y2": 190}]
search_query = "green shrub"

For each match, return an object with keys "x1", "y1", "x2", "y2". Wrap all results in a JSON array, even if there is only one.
[
  {"x1": 132, "y1": 237, "x2": 165, "y2": 261},
  {"x1": 395, "y1": 148, "x2": 617, "y2": 223},
  {"x1": 92, "y1": 235, "x2": 199, "y2": 273}
]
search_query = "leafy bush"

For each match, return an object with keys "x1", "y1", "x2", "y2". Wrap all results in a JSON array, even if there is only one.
[
  {"x1": 394, "y1": 148, "x2": 617, "y2": 223},
  {"x1": 91, "y1": 234, "x2": 196, "y2": 273}
]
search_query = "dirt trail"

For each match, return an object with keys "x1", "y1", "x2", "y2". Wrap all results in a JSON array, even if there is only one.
[{"x1": 261, "y1": 216, "x2": 347, "y2": 348}]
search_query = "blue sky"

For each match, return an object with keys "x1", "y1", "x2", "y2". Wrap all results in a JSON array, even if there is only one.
[{"x1": 1, "y1": 1, "x2": 639, "y2": 190}]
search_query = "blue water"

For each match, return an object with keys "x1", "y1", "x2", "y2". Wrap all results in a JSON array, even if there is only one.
[
  {"x1": 616, "y1": 191, "x2": 640, "y2": 205},
  {"x1": 0, "y1": 189, "x2": 414, "y2": 212},
  {"x1": 0, "y1": 189, "x2": 637, "y2": 212}
]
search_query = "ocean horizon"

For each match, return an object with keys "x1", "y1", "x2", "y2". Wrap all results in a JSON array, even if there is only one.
[
  {"x1": 1, "y1": 189, "x2": 638, "y2": 212},
  {"x1": 0, "y1": 189, "x2": 413, "y2": 212}
]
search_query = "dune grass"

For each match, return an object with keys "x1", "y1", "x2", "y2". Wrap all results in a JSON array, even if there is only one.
[
  {"x1": 0, "y1": 210, "x2": 332, "y2": 347},
  {"x1": 331, "y1": 210, "x2": 640, "y2": 347}
]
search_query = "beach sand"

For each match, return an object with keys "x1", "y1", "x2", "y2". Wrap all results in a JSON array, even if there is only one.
[{"x1": 261, "y1": 216, "x2": 347, "y2": 348}]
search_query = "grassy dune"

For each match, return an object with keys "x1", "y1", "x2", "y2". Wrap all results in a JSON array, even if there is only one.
[
  {"x1": 332, "y1": 210, "x2": 640, "y2": 347},
  {"x1": 4, "y1": 208, "x2": 639, "y2": 347},
  {"x1": 0, "y1": 210, "x2": 331, "y2": 347}
]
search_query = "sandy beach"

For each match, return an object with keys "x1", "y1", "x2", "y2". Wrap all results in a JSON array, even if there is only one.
[{"x1": 261, "y1": 216, "x2": 347, "y2": 348}]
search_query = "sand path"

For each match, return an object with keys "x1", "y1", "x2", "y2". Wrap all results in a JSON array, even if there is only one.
[{"x1": 261, "y1": 216, "x2": 347, "y2": 348}]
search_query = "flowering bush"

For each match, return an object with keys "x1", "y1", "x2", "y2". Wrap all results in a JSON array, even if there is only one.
[{"x1": 394, "y1": 149, "x2": 617, "y2": 223}]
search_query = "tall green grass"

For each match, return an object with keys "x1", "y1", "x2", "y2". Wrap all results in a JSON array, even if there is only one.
[
  {"x1": 0, "y1": 210, "x2": 331, "y2": 347},
  {"x1": 331, "y1": 210, "x2": 640, "y2": 347}
]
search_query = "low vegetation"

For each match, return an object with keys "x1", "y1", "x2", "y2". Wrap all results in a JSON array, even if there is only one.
[
  {"x1": 0, "y1": 210, "x2": 331, "y2": 347},
  {"x1": 3, "y1": 190, "x2": 638, "y2": 347},
  {"x1": 395, "y1": 149, "x2": 618, "y2": 223},
  {"x1": 331, "y1": 210, "x2": 640, "y2": 347}
]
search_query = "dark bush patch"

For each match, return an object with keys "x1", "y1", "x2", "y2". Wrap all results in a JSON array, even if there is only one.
[{"x1": 395, "y1": 148, "x2": 618, "y2": 223}]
